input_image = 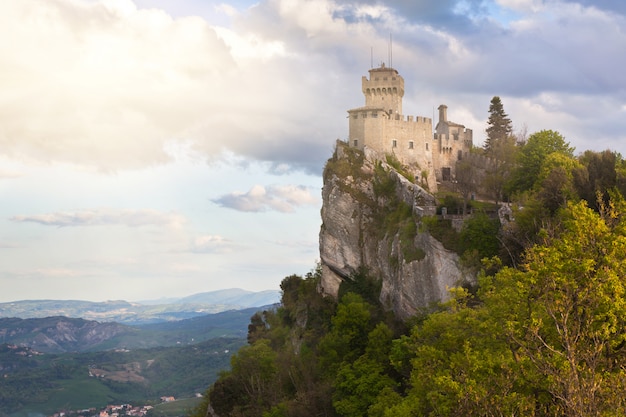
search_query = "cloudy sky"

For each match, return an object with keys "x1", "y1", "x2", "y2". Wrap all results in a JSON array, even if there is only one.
[{"x1": 1, "y1": 0, "x2": 625, "y2": 302}]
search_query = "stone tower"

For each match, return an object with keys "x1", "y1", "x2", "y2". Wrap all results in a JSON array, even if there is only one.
[
  {"x1": 347, "y1": 64, "x2": 435, "y2": 190},
  {"x1": 434, "y1": 105, "x2": 473, "y2": 181},
  {"x1": 347, "y1": 65, "x2": 473, "y2": 189},
  {"x1": 362, "y1": 63, "x2": 404, "y2": 115}
]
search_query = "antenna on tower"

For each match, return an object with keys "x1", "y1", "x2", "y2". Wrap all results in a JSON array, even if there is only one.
[
  {"x1": 371, "y1": 46, "x2": 373, "y2": 68},
  {"x1": 389, "y1": 33, "x2": 393, "y2": 69}
]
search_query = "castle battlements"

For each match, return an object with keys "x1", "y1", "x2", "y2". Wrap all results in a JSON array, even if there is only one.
[
  {"x1": 349, "y1": 108, "x2": 432, "y2": 124},
  {"x1": 347, "y1": 66, "x2": 473, "y2": 190}
]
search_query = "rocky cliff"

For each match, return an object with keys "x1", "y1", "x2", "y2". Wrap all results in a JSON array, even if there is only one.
[
  {"x1": 318, "y1": 141, "x2": 474, "y2": 319},
  {"x1": 0, "y1": 316, "x2": 134, "y2": 353}
]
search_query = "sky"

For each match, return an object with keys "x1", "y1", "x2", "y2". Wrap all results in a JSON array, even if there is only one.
[{"x1": 1, "y1": 0, "x2": 626, "y2": 302}]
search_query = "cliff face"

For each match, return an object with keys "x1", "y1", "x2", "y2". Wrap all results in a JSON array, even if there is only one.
[{"x1": 319, "y1": 142, "x2": 474, "y2": 319}]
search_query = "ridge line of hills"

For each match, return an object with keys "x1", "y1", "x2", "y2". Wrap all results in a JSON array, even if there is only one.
[
  {"x1": 0, "y1": 288, "x2": 281, "y2": 325},
  {"x1": 0, "y1": 306, "x2": 272, "y2": 354}
]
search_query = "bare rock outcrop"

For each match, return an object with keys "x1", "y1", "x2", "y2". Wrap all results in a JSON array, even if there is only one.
[{"x1": 319, "y1": 141, "x2": 474, "y2": 320}]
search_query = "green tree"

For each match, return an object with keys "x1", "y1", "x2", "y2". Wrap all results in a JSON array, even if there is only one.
[
  {"x1": 483, "y1": 134, "x2": 518, "y2": 204},
  {"x1": 508, "y1": 129, "x2": 574, "y2": 194},
  {"x1": 574, "y1": 150, "x2": 626, "y2": 211},
  {"x1": 318, "y1": 293, "x2": 373, "y2": 376},
  {"x1": 460, "y1": 211, "x2": 500, "y2": 259},
  {"x1": 229, "y1": 340, "x2": 279, "y2": 415},
  {"x1": 385, "y1": 289, "x2": 535, "y2": 416},
  {"x1": 535, "y1": 152, "x2": 581, "y2": 215},
  {"x1": 332, "y1": 323, "x2": 397, "y2": 417},
  {"x1": 482, "y1": 199, "x2": 626, "y2": 416},
  {"x1": 484, "y1": 96, "x2": 513, "y2": 153}
]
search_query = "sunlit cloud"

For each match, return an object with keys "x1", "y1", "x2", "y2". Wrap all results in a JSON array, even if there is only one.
[
  {"x1": 212, "y1": 184, "x2": 319, "y2": 213},
  {"x1": 11, "y1": 209, "x2": 186, "y2": 228},
  {"x1": 0, "y1": 169, "x2": 23, "y2": 179}
]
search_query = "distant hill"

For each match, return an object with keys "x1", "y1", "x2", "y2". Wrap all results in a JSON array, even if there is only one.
[
  {"x1": 176, "y1": 288, "x2": 281, "y2": 307},
  {"x1": 0, "y1": 316, "x2": 133, "y2": 354},
  {"x1": 0, "y1": 306, "x2": 273, "y2": 354},
  {"x1": 0, "y1": 288, "x2": 281, "y2": 324}
]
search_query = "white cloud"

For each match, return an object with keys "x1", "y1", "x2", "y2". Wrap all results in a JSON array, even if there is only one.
[
  {"x1": 0, "y1": 0, "x2": 351, "y2": 173},
  {"x1": 11, "y1": 208, "x2": 185, "y2": 228},
  {"x1": 2, "y1": 0, "x2": 626, "y2": 175},
  {"x1": 0, "y1": 0, "x2": 231, "y2": 169},
  {"x1": 496, "y1": 0, "x2": 544, "y2": 14},
  {"x1": 212, "y1": 184, "x2": 319, "y2": 212},
  {"x1": 0, "y1": 169, "x2": 23, "y2": 179},
  {"x1": 190, "y1": 234, "x2": 234, "y2": 253}
]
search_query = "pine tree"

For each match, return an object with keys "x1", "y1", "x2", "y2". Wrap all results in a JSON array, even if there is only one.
[{"x1": 484, "y1": 96, "x2": 512, "y2": 153}]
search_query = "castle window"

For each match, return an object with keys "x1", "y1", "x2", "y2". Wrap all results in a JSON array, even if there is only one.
[
  {"x1": 409, "y1": 141, "x2": 414, "y2": 149},
  {"x1": 352, "y1": 114, "x2": 358, "y2": 119},
  {"x1": 426, "y1": 143, "x2": 429, "y2": 151},
  {"x1": 392, "y1": 139, "x2": 397, "y2": 148},
  {"x1": 354, "y1": 139, "x2": 358, "y2": 147},
  {"x1": 372, "y1": 112, "x2": 378, "y2": 118},
  {"x1": 362, "y1": 112, "x2": 367, "y2": 118},
  {"x1": 458, "y1": 150, "x2": 463, "y2": 160}
]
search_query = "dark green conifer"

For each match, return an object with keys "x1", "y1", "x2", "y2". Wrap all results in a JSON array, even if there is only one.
[{"x1": 484, "y1": 96, "x2": 513, "y2": 153}]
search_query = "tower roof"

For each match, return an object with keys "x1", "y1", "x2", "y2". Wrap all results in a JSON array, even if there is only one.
[{"x1": 368, "y1": 63, "x2": 399, "y2": 75}]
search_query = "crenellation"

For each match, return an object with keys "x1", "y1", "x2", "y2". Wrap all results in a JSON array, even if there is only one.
[{"x1": 347, "y1": 65, "x2": 473, "y2": 190}]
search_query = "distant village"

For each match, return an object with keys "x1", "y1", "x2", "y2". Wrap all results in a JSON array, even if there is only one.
[{"x1": 48, "y1": 396, "x2": 199, "y2": 417}]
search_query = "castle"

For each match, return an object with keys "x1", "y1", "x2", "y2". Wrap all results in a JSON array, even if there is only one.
[{"x1": 347, "y1": 64, "x2": 473, "y2": 191}]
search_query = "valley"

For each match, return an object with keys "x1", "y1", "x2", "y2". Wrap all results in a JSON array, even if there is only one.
[{"x1": 0, "y1": 289, "x2": 278, "y2": 417}]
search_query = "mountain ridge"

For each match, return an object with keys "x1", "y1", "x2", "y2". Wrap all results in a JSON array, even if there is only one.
[
  {"x1": 0, "y1": 305, "x2": 271, "y2": 354},
  {"x1": 0, "y1": 288, "x2": 280, "y2": 325}
]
